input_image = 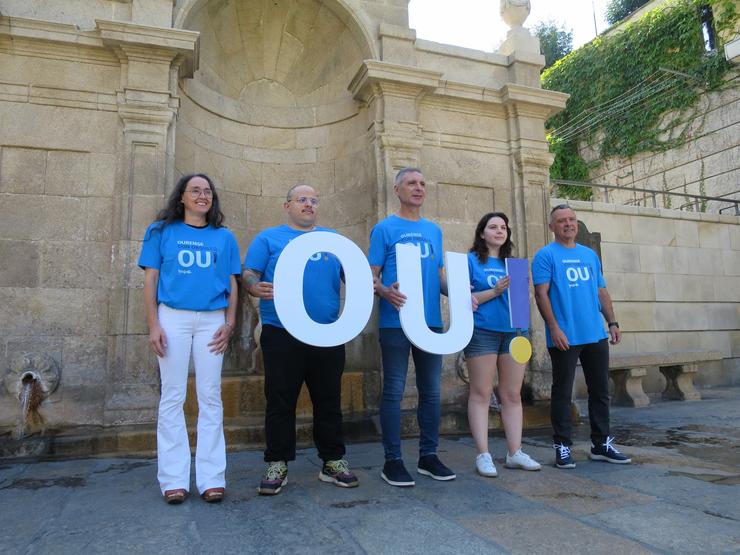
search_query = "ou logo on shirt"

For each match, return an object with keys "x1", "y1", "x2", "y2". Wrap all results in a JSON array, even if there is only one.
[
  {"x1": 565, "y1": 266, "x2": 591, "y2": 282},
  {"x1": 410, "y1": 241, "x2": 431, "y2": 259},
  {"x1": 178, "y1": 249, "x2": 212, "y2": 268},
  {"x1": 486, "y1": 274, "x2": 501, "y2": 288}
]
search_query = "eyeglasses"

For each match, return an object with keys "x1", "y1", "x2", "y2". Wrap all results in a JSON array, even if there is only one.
[
  {"x1": 290, "y1": 196, "x2": 319, "y2": 207},
  {"x1": 185, "y1": 188, "x2": 213, "y2": 198}
]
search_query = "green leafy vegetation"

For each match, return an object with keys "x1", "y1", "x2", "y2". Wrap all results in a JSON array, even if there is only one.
[
  {"x1": 532, "y1": 20, "x2": 573, "y2": 69},
  {"x1": 605, "y1": 0, "x2": 653, "y2": 25},
  {"x1": 542, "y1": 0, "x2": 738, "y2": 198}
]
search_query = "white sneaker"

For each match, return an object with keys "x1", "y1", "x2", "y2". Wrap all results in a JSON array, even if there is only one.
[
  {"x1": 475, "y1": 453, "x2": 498, "y2": 477},
  {"x1": 505, "y1": 448, "x2": 542, "y2": 471}
]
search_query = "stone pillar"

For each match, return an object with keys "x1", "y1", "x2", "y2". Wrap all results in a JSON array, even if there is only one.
[
  {"x1": 350, "y1": 61, "x2": 442, "y2": 220},
  {"x1": 96, "y1": 21, "x2": 198, "y2": 424},
  {"x1": 496, "y1": 2, "x2": 569, "y2": 398}
]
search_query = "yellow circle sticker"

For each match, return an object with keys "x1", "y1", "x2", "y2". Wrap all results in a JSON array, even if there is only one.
[{"x1": 509, "y1": 336, "x2": 532, "y2": 364}]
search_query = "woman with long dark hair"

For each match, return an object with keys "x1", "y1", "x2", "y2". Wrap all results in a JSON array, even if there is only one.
[
  {"x1": 465, "y1": 212, "x2": 541, "y2": 477},
  {"x1": 138, "y1": 173, "x2": 242, "y2": 504}
]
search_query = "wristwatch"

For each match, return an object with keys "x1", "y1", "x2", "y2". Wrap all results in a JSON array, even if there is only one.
[{"x1": 608, "y1": 321, "x2": 619, "y2": 328}]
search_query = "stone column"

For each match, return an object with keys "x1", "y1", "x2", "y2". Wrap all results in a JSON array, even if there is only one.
[
  {"x1": 96, "y1": 21, "x2": 198, "y2": 424},
  {"x1": 497, "y1": 4, "x2": 569, "y2": 399},
  {"x1": 349, "y1": 61, "x2": 442, "y2": 220}
]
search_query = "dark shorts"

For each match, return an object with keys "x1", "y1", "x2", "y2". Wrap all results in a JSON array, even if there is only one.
[{"x1": 464, "y1": 329, "x2": 529, "y2": 359}]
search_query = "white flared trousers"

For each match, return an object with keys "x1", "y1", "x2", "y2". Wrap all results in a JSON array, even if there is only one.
[{"x1": 156, "y1": 304, "x2": 226, "y2": 494}]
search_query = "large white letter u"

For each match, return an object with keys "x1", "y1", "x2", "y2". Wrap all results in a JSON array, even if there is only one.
[{"x1": 396, "y1": 243, "x2": 474, "y2": 355}]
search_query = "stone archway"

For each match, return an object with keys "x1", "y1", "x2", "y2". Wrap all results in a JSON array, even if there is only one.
[{"x1": 174, "y1": 0, "x2": 379, "y2": 376}]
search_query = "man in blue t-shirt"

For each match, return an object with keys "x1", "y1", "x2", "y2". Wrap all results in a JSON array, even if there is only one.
[
  {"x1": 533, "y1": 204, "x2": 632, "y2": 469},
  {"x1": 243, "y1": 184, "x2": 358, "y2": 495},
  {"x1": 369, "y1": 167, "x2": 456, "y2": 487}
]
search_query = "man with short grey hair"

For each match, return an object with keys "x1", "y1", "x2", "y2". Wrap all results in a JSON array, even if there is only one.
[
  {"x1": 533, "y1": 204, "x2": 631, "y2": 469},
  {"x1": 369, "y1": 167, "x2": 456, "y2": 487}
]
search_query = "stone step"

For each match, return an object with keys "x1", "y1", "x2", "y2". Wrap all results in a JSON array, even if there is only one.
[
  {"x1": 184, "y1": 371, "x2": 366, "y2": 419},
  {"x1": 1, "y1": 403, "x2": 555, "y2": 460}
]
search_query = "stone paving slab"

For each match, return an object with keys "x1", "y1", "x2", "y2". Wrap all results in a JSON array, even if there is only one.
[{"x1": 1, "y1": 387, "x2": 739, "y2": 554}]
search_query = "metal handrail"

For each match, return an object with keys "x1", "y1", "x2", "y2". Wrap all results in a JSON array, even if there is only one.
[{"x1": 551, "y1": 179, "x2": 740, "y2": 216}]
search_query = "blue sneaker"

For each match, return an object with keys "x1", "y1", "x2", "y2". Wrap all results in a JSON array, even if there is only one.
[
  {"x1": 381, "y1": 459, "x2": 415, "y2": 487},
  {"x1": 554, "y1": 443, "x2": 576, "y2": 469},
  {"x1": 590, "y1": 437, "x2": 632, "y2": 464},
  {"x1": 417, "y1": 454, "x2": 456, "y2": 481}
]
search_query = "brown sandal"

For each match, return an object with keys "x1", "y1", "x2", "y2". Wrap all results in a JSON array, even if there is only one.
[
  {"x1": 201, "y1": 487, "x2": 225, "y2": 503},
  {"x1": 164, "y1": 488, "x2": 187, "y2": 504}
]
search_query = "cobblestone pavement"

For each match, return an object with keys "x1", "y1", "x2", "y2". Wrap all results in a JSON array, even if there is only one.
[{"x1": 1, "y1": 388, "x2": 739, "y2": 554}]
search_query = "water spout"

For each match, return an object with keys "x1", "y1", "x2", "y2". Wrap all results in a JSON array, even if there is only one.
[{"x1": 14, "y1": 373, "x2": 42, "y2": 440}]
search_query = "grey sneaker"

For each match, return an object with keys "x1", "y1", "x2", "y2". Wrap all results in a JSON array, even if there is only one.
[
  {"x1": 319, "y1": 459, "x2": 359, "y2": 488},
  {"x1": 258, "y1": 461, "x2": 288, "y2": 495}
]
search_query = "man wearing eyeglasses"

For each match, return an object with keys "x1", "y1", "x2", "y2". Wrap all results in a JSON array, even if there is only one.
[
  {"x1": 532, "y1": 204, "x2": 632, "y2": 469},
  {"x1": 243, "y1": 184, "x2": 358, "y2": 495}
]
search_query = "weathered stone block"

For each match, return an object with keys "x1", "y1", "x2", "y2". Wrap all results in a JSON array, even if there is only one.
[
  {"x1": 85, "y1": 197, "x2": 114, "y2": 242},
  {"x1": 698, "y1": 221, "x2": 730, "y2": 249},
  {"x1": 219, "y1": 158, "x2": 262, "y2": 196},
  {"x1": 0, "y1": 194, "x2": 85, "y2": 241},
  {"x1": 39, "y1": 242, "x2": 110, "y2": 289},
  {"x1": 654, "y1": 303, "x2": 708, "y2": 331},
  {"x1": 61, "y1": 336, "x2": 108, "y2": 386},
  {"x1": 0, "y1": 240, "x2": 39, "y2": 287},
  {"x1": 654, "y1": 274, "x2": 714, "y2": 302},
  {"x1": 58, "y1": 384, "x2": 105, "y2": 424},
  {"x1": 602, "y1": 243, "x2": 641, "y2": 273},
  {"x1": 604, "y1": 272, "x2": 655, "y2": 302},
  {"x1": 246, "y1": 194, "x2": 290, "y2": 232},
  {"x1": 88, "y1": 153, "x2": 117, "y2": 197},
  {"x1": 0, "y1": 288, "x2": 108, "y2": 336},
  {"x1": 45, "y1": 150, "x2": 89, "y2": 196},
  {"x1": 672, "y1": 219, "x2": 699, "y2": 247},
  {"x1": 261, "y1": 161, "x2": 335, "y2": 197},
  {"x1": 722, "y1": 251, "x2": 740, "y2": 276},
  {"x1": 0, "y1": 146, "x2": 46, "y2": 194},
  {"x1": 579, "y1": 212, "x2": 632, "y2": 243},
  {"x1": 617, "y1": 302, "x2": 654, "y2": 332},
  {"x1": 638, "y1": 245, "x2": 665, "y2": 273}
]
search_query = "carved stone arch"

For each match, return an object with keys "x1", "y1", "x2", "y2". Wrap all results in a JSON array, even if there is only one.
[{"x1": 173, "y1": 0, "x2": 378, "y2": 61}]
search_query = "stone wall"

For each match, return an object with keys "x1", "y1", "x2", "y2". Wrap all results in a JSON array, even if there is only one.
[
  {"x1": 0, "y1": 0, "x2": 567, "y2": 433},
  {"x1": 581, "y1": 85, "x2": 739, "y2": 214},
  {"x1": 568, "y1": 200, "x2": 740, "y2": 394}
]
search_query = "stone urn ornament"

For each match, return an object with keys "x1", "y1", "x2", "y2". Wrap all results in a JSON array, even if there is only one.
[
  {"x1": 498, "y1": 0, "x2": 539, "y2": 55},
  {"x1": 500, "y1": 0, "x2": 531, "y2": 28}
]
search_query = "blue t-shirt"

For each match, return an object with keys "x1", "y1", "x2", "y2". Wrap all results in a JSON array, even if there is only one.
[
  {"x1": 531, "y1": 242, "x2": 608, "y2": 347},
  {"x1": 243, "y1": 225, "x2": 341, "y2": 328},
  {"x1": 368, "y1": 215, "x2": 444, "y2": 329},
  {"x1": 467, "y1": 252, "x2": 518, "y2": 333},
  {"x1": 138, "y1": 221, "x2": 242, "y2": 312}
]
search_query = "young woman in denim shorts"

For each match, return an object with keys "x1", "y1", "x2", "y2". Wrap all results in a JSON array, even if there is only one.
[{"x1": 465, "y1": 212, "x2": 542, "y2": 476}]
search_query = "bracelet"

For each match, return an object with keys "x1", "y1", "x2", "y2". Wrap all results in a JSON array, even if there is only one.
[{"x1": 608, "y1": 321, "x2": 619, "y2": 328}]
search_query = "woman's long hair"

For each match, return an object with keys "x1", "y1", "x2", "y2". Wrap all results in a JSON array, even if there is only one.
[
  {"x1": 155, "y1": 173, "x2": 225, "y2": 228},
  {"x1": 469, "y1": 212, "x2": 513, "y2": 262}
]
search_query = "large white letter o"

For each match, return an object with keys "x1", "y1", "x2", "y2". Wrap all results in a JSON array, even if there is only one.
[{"x1": 273, "y1": 231, "x2": 374, "y2": 347}]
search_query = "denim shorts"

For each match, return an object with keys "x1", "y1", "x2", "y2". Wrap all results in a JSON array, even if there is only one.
[{"x1": 463, "y1": 328, "x2": 528, "y2": 359}]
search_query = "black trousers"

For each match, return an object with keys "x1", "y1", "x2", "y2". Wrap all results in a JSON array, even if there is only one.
[
  {"x1": 549, "y1": 338, "x2": 610, "y2": 446},
  {"x1": 260, "y1": 325, "x2": 345, "y2": 463}
]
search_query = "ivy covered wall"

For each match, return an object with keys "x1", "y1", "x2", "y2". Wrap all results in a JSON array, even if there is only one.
[{"x1": 542, "y1": 0, "x2": 738, "y2": 203}]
